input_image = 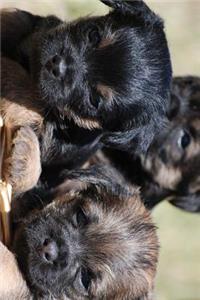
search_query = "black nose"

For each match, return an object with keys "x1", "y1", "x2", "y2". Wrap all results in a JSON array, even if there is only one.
[
  {"x1": 45, "y1": 55, "x2": 67, "y2": 79},
  {"x1": 40, "y1": 239, "x2": 59, "y2": 263},
  {"x1": 158, "y1": 147, "x2": 168, "y2": 164}
]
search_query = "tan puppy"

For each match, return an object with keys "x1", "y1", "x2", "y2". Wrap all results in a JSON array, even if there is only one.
[{"x1": 0, "y1": 241, "x2": 30, "y2": 300}]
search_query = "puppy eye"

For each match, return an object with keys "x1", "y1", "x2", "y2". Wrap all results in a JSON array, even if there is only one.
[
  {"x1": 88, "y1": 27, "x2": 101, "y2": 47},
  {"x1": 76, "y1": 208, "x2": 88, "y2": 227},
  {"x1": 178, "y1": 130, "x2": 191, "y2": 149},
  {"x1": 81, "y1": 268, "x2": 92, "y2": 291}
]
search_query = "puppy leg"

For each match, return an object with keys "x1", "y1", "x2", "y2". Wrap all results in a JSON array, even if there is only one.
[{"x1": 4, "y1": 126, "x2": 41, "y2": 195}]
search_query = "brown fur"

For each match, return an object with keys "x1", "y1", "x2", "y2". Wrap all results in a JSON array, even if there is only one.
[
  {"x1": 96, "y1": 83, "x2": 114, "y2": 102},
  {"x1": 63, "y1": 106, "x2": 102, "y2": 130},
  {"x1": 98, "y1": 36, "x2": 115, "y2": 49},
  {"x1": 143, "y1": 114, "x2": 200, "y2": 191},
  {"x1": 13, "y1": 170, "x2": 159, "y2": 300},
  {"x1": 1, "y1": 57, "x2": 43, "y2": 195}
]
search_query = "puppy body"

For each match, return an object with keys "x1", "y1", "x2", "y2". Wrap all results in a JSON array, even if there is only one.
[
  {"x1": 1, "y1": 0, "x2": 172, "y2": 156},
  {"x1": 13, "y1": 166, "x2": 158, "y2": 300},
  {"x1": 101, "y1": 76, "x2": 200, "y2": 212}
]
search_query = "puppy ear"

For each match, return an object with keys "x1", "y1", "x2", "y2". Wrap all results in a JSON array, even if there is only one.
[
  {"x1": 101, "y1": 0, "x2": 163, "y2": 27},
  {"x1": 169, "y1": 194, "x2": 200, "y2": 213},
  {"x1": 102, "y1": 117, "x2": 167, "y2": 155},
  {"x1": 50, "y1": 165, "x2": 131, "y2": 200}
]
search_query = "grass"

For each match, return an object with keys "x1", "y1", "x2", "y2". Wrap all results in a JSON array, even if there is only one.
[{"x1": 153, "y1": 202, "x2": 200, "y2": 300}]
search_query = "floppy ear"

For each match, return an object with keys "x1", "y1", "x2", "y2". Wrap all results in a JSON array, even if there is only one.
[
  {"x1": 12, "y1": 166, "x2": 112, "y2": 221},
  {"x1": 102, "y1": 117, "x2": 167, "y2": 155},
  {"x1": 100, "y1": 0, "x2": 163, "y2": 27},
  {"x1": 51, "y1": 165, "x2": 126, "y2": 196},
  {"x1": 169, "y1": 194, "x2": 200, "y2": 213}
]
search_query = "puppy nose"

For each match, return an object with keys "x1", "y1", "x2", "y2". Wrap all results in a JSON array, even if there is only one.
[
  {"x1": 45, "y1": 55, "x2": 67, "y2": 78},
  {"x1": 41, "y1": 239, "x2": 59, "y2": 263}
]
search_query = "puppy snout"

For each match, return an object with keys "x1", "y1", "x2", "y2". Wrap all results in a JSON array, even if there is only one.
[
  {"x1": 45, "y1": 55, "x2": 67, "y2": 79},
  {"x1": 40, "y1": 239, "x2": 59, "y2": 263}
]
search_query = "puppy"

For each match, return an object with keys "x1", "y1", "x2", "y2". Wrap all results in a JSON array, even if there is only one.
[
  {"x1": 143, "y1": 76, "x2": 200, "y2": 212},
  {"x1": 102, "y1": 76, "x2": 200, "y2": 212},
  {"x1": 0, "y1": 56, "x2": 101, "y2": 196},
  {"x1": 13, "y1": 166, "x2": 159, "y2": 300},
  {"x1": 1, "y1": 0, "x2": 172, "y2": 155}
]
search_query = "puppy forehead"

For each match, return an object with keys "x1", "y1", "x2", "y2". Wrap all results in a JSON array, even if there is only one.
[{"x1": 53, "y1": 190, "x2": 135, "y2": 216}]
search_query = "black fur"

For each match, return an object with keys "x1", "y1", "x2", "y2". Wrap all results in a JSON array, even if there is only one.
[{"x1": 1, "y1": 0, "x2": 172, "y2": 156}]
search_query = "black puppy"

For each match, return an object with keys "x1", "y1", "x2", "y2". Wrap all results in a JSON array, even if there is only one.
[
  {"x1": 2, "y1": 0, "x2": 172, "y2": 156},
  {"x1": 0, "y1": 56, "x2": 101, "y2": 195},
  {"x1": 101, "y1": 76, "x2": 200, "y2": 212},
  {"x1": 12, "y1": 166, "x2": 158, "y2": 300}
]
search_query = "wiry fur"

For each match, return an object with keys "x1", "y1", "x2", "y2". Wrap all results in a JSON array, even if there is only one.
[
  {"x1": 13, "y1": 166, "x2": 158, "y2": 300},
  {"x1": 1, "y1": 0, "x2": 172, "y2": 156}
]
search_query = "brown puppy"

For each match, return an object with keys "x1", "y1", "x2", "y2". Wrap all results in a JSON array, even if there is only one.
[
  {"x1": 1, "y1": 57, "x2": 43, "y2": 195},
  {"x1": 13, "y1": 166, "x2": 159, "y2": 300}
]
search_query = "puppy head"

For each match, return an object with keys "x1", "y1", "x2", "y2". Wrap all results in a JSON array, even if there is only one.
[
  {"x1": 21, "y1": 0, "x2": 171, "y2": 150},
  {"x1": 143, "y1": 76, "x2": 200, "y2": 212},
  {"x1": 13, "y1": 167, "x2": 158, "y2": 299}
]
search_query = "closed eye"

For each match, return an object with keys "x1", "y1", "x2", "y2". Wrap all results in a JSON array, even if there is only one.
[{"x1": 75, "y1": 207, "x2": 88, "y2": 227}]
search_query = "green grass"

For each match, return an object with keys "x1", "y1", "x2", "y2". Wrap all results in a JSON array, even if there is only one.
[{"x1": 153, "y1": 202, "x2": 200, "y2": 300}]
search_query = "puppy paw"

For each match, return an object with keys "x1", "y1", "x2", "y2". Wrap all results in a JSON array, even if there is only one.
[
  {"x1": 0, "y1": 242, "x2": 31, "y2": 299},
  {"x1": 4, "y1": 126, "x2": 41, "y2": 194}
]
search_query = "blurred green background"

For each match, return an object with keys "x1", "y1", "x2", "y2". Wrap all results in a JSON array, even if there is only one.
[{"x1": 1, "y1": 1, "x2": 200, "y2": 299}]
